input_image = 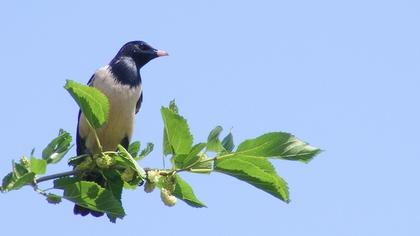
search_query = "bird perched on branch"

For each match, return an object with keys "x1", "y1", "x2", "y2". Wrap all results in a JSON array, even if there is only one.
[{"x1": 74, "y1": 41, "x2": 168, "y2": 217}]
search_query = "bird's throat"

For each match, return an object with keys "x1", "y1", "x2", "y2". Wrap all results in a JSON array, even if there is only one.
[{"x1": 109, "y1": 57, "x2": 141, "y2": 87}]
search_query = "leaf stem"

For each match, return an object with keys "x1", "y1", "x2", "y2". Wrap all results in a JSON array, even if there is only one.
[
  {"x1": 85, "y1": 118, "x2": 103, "y2": 153},
  {"x1": 175, "y1": 156, "x2": 218, "y2": 174}
]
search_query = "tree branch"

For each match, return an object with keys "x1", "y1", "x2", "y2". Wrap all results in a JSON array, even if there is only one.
[{"x1": 35, "y1": 170, "x2": 78, "y2": 184}]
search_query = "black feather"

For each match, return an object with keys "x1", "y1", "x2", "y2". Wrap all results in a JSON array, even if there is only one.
[
  {"x1": 120, "y1": 136, "x2": 130, "y2": 150},
  {"x1": 76, "y1": 111, "x2": 88, "y2": 156},
  {"x1": 136, "y1": 92, "x2": 143, "y2": 114}
]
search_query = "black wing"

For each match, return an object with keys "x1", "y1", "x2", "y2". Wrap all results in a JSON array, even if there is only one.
[
  {"x1": 86, "y1": 74, "x2": 95, "y2": 86},
  {"x1": 135, "y1": 92, "x2": 143, "y2": 114},
  {"x1": 76, "y1": 110, "x2": 88, "y2": 156}
]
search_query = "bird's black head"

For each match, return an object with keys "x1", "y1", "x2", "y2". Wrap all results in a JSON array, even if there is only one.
[{"x1": 113, "y1": 41, "x2": 168, "y2": 69}]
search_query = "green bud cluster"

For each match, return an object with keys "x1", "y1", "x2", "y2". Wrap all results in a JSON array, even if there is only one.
[{"x1": 95, "y1": 154, "x2": 114, "y2": 169}]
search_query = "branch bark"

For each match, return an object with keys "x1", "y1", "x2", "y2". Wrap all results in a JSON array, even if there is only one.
[{"x1": 35, "y1": 170, "x2": 78, "y2": 184}]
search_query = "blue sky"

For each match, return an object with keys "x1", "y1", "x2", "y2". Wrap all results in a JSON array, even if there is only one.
[{"x1": 0, "y1": 0, "x2": 419, "y2": 235}]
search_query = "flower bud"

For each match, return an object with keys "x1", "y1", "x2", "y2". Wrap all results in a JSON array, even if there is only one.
[
  {"x1": 20, "y1": 156, "x2": 31, "y2": 169},
  {"x1": 46, "y1": 194, "x2": 62, "y2": 204}
]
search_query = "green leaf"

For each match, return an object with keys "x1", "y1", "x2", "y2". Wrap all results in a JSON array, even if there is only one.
[
  {"x1": 67, "y1": 154, "x2": 90, "y2": 167},
  {"x1": 117, "y1": 145, "x2": 146, "y2": 178},
  {"x1": 102, "y1": 169, "x2": 124, "y2": 202},
  {"x1": 207, "y1": 126, "x2": 225, "y2": 153},
  {"x1": 127, "y1": 141, "x2": 154, "y2": 161},
  {"x1": 62, "y1": 181, "x2": 125, "y2": 220},
  {"x1": 207, "y1": 126, "x2": 232, "y2": 154},
  {"x1": 215, "y1": 155, "x2": 289, "y2": 202},
  {"x1": 163, "y1": 131, "x2": 173, "y2": 156},
  {"x1": 1, "y1": 162, "x2": 36, "y2": 192},
  {"x1": 2, "y1": 172, "x2": 35, "y2": 192},
  {"x1": 138, "y1": 143, "x2": 154, "y2": 160},
  {"x1": 30, "y1": 158, "x2": 47, "y2": 175},
  {"x1": 114, "y1": 145, "x2": 146, "y2": 185},
  {"x1": 9, "y1": 172, "x2": 36, "y2": 191},
  {"x1": 163, "y1": 100, "x2": 178, "y2": 156},
  {"x1": 54, "y1": 177, "x2": 80, "y2": 189},
  {"x1": 173, "y1": 143, "x2": 206, "y2": 169},
  {"x1": 64, "y1": 80, "x2": 109, "y2": 129},
  {"x1": 128, "y1": 141, "x2": 141, "y2": 158},
  {"x1": 161, "y1": 106, "x2": 193, "y2": 155},
  {"x1": 236, "y1": 132, "x2": 321, "y2": 163},
  {"x1": 221, "y1": 133, "x2": 234, "y2": 152},
  {"x1": 173, "y1": 174, "x2": 206, "y2": 208},
  {"x1": 1, "y1": 173, "x2": 13, "y2": 192},
  {"x1": 42, "y1": 129, "x2": 73, "y2": 164},
  {"x1": 14, "y1": 160, "x2": 30, "y2": 175}
]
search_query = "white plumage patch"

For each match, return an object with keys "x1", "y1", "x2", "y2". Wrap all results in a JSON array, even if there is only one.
[{"x1": 78, "y1": 66, "x2": 141, "y2": 153}]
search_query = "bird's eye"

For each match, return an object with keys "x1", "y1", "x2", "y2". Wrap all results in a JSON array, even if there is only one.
[{"x1": 139, "y1": 44, "x2": 148, "y2": 51}]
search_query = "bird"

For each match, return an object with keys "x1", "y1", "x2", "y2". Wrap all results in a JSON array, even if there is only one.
[{"x1": 74, "y1": 41, "x2": 168, "y2": 217}]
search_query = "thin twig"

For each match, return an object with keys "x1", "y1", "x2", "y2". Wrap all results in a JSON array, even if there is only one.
[{"x1": 33, "y1": 185, "x2": 48, "y2": 197}]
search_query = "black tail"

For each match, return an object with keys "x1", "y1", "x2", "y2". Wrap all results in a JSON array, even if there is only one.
[{"x1": 74, "y1": 204, "x2": 104, "y2": 217}]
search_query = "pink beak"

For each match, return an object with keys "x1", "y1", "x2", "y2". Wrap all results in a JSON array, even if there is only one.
[{"x1": 156, "y1": 50, "x2": 169, "y2": 57}]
